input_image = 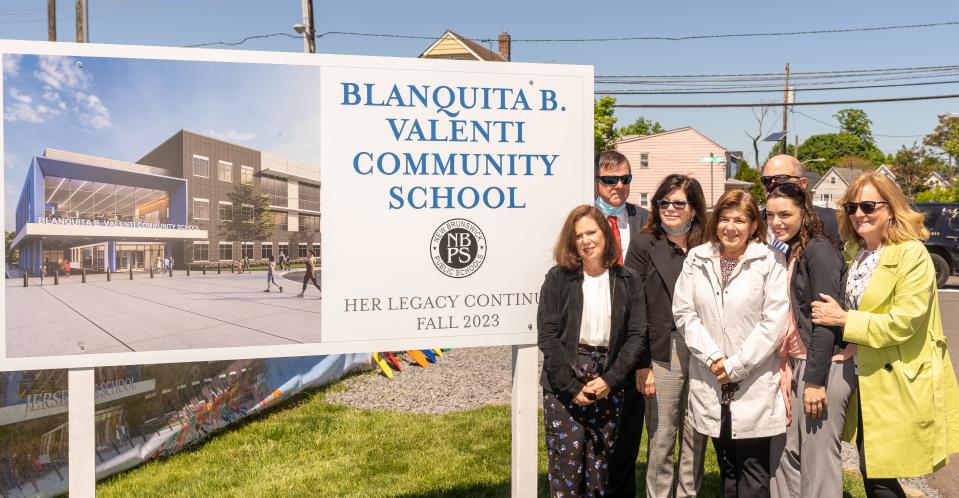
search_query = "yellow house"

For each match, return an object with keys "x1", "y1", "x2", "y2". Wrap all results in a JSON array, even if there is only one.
[{"x1": 419, "y1": 30, "x2": 511, "y2": 62}]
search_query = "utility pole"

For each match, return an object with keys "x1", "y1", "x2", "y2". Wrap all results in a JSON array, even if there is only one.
[
  {"x1": 47, "y1": 0, "x2": 56, "y2": 41},
  {"x1": 301, "y1": 0, "x2": 316, "y2": 53},
  {"x1": 75, "y1": 0, "x2": 88, "y2": 42},
  {"x1": 781, "y1": 63, "x2": 790, "y2": 154}
]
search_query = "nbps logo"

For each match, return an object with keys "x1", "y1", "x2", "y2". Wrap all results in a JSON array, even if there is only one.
[{"x1": 430, "y1": 218, "x2": 487, "y2": 278}]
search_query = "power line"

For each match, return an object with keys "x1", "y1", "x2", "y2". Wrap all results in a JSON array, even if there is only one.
[
  {"x1": 612, "y1": 93, "x2": 959, "y2": 108},
  {"x1": 597, "y1": 64, "x2": 959, "y2": 79},
  {"x1": 596, "y1": 70, "x2": 959, "y2": 86},
  {"x1": 597, "y1": 78, "x2": 959, "y2": 95},
  {"x1": 181, "y1": 20, "x2": 959, "y2": 48},
  {"x1": 186, "y1": 32, "x2": 299, "y2": 48}
]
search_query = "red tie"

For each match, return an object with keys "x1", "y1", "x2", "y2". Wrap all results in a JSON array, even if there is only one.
[{"x1": 608, "y1": 215, "x2": 623, "y2": 264}]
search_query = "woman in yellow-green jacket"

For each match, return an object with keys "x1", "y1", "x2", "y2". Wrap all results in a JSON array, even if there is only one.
[{"x1": 811, "y1": 172, "x2": 959, "y2": 498}]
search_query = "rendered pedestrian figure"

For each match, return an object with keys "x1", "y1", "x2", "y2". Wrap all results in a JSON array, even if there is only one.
[
  {"x1": 265, "y1": 255, "x2": 283, "y2": 293},
  {"x1": 297, "y1": 249, "x2": 321, "y2": 298}
]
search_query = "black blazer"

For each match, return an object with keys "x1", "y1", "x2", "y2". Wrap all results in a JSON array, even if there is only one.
[
  {"x1": 789, "y1": 236, "x2": 847, "y2": 386},
  {"x1": 815, "y1": 205, "x2": 843, "y2": 252},
  {"x1": 624, "y1": 232, "x2": 684, "y2": 367},
  {"x1": 537, "y1": 264, "x2": 648, "y2": 397},
  {"x1": 625, "y1": 202, "x2": 649, "y2": 242}
]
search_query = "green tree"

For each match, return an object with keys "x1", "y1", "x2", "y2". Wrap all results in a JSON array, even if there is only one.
[
  {"x1": 834, "y1": 108, "x2": 874, "y2": 145},
  {"x1": 734, "y1": 159, "x2": 766, "y2": 204},
  {"x1": 594, "y1": 96, "x2": 618, "y2": 153},
  {"x1": 924, "y1": 114, "x2": 959, "y2": 167},
  {"x1": 766, "y1": 143, "x2": 797, "y2": 160},
  {"x1": 892, "y1": 144, "x2": 935, "y2": 199},
  {"x1": 5, "y1": 231, "x2": 19, "y2": 265},
  {"x1": 794, "y1": 132, "x2": 885, "y2": 174},
  {"x1": 615, "y1": 116, "x2": 664, "y2": 138},
  {"x1": 219, "y1": 184, "x2": 274, "y2": 256},
  {"x1": 914, "y1": 185, "x2": 959, "y2": 202}
]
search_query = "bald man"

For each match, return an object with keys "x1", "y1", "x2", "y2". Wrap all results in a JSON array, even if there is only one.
[{"x1": 761, "y1": 155, "x2": 842, "y2": 249}]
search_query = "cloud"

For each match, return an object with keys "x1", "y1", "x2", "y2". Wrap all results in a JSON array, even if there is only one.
[
  {"x1": 34, "y1": 56, "x2": 91, "y2": 91},
  {"x1": 43, "y1": 91, "x2": 67, "y2": 110},
  {"x1": 3, "y1": 88, "x2": 61, "y2": 124},
  {"x1": 75, "y1": 92, "x2": 111, "y2": 129},
  {"x1": 2, "y1": 54, "x2": 20, "y2": 76},
  {"x1": 207, "y1": 129, "x2": 256, "y2": 142},
  {"x1": 9, "y1": 88, "x2": 31, "y2": 104}
]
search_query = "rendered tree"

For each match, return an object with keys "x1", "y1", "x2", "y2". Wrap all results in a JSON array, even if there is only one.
[{"x1": 219, "y1": 184, "x2": 274, "y2": 253}]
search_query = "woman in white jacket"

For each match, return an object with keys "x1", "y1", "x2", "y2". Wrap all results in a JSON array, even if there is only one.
[{"x1": 672, "y1": 190, "x2": 789, "y2": 498}]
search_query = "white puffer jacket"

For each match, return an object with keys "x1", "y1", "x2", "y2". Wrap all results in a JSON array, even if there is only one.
[{"x1": 672, "y1": 241, "x2": 789, "y2": 439}]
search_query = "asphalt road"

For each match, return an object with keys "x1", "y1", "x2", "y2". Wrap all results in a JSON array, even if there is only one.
[{"x1": 927, "y1": 276, "x2": 959, "y2": 497}]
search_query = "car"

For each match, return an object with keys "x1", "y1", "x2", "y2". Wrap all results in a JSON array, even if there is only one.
[{"x1": 914, "y1": 202, "x2": 959, "y2": 288}]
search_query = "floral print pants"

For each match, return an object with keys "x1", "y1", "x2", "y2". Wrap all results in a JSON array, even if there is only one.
[{"x1": 544, "y1": 348, "x2": 625, "y2": 498}]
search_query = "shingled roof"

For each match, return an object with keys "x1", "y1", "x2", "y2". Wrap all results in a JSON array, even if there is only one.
[{"x1": 419, "y1": 30, "x2": 508, "y2": 62}]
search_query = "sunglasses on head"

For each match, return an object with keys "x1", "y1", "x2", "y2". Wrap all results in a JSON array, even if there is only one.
[
  {"x1": 596, "y1": 174, "x2": 632, "y2": 185},
  {"x1": 770, "y1": 182, "x2": 805, "y2": 197},
  {"x1": 842, "y1": 201, "x2": 888, "y2": 216},
  {"x1": 656, "y1": 199, "x2": 688, "y2": 209},
  {"x1": 761, "y1": 174, "x2": 802, "y2": 186}
]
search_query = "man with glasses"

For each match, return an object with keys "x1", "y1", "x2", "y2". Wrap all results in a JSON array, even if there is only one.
[
  {"x1": 595, "y1": 150, "x2": 648, "y2": 498},
  {"x1": 762, "y1": 154, "x2": 842, "y2": 250}
]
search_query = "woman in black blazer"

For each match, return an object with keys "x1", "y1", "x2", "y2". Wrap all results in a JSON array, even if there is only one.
[
  {"x1": 538, "y1": 204, "x2": 648, "y2": 497},
  {"x1": 623, "y1": 174, "x2": 709, "y2": 498}
]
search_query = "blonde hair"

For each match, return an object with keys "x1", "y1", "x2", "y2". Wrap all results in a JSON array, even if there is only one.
[{"x1": 837, "y1": 172, "x2": 929, "y2": 246}]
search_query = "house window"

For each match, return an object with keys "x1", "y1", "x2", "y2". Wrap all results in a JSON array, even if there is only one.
[
  {"x1": 640, "y1": 153, "x2": 649, "y2": 169},
  {"x1": 830, "y1": 177, "x2": 836, "y2": 184},
  {"x1": 241, "y1": 242, "x2": 254, "y2": 259},
  {"x1": 218, "y1": 201, "x2": 233, "y2": 221},
  {"x1": 192, "y1": 242, "x2": 209, "y2": 262},
  {"x1": 278, "y1": 243, "x2": 289, "y2": 259},
  {"x1": 192, "y1": 155, "x2": 209, "y2": 178},
  {"x1": 217, "y1": 161, "x2": 233, "y2": 182},
  {"x1": 193, "y1": 198, "x2": 209, "y2": 220},
  {"x1": 640, "y1": 193, "x2": 648, "y2": 207},
  {"x1": 240, "y1": 166, "x2": 254, "y2": 186},
  {"x1": 261, "y1": 243, "x2": 273, "y2": 260},
  {"x1": 218, "y1": 242, "x2": 234, "y2": 261},
  {"x1": 298, "y1": 243, "x2": 308, "y2": 258}
]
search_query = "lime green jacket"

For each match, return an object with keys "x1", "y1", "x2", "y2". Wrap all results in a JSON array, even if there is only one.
[{"x1": 842, "y1": 239, "x2": 959, "y2": 478}]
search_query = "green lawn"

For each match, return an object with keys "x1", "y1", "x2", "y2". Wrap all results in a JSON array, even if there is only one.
[{"x1": 96, "y1": 381, "x2": 868, "y2": 497}]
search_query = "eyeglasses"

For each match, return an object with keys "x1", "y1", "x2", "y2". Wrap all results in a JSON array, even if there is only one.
[
  {"x1": 842, "y1": 201, "x2": 888, "y2": 216},
  {"x1": 656, "y1": 199, "x2": 688, "y2": 209},
  {"x1": 596, "y1": 174, "x2": 632, "y2": 185},
  {"x1": 770, "y1": 182, "x2": 805, "y2": 197},
  {"x1": 761, "y1": 174, "x2": 802, "y2": 187}
]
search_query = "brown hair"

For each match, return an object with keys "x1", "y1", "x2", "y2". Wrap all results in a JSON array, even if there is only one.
[
  {"x1": 553, "y1": 205, "x2": 620, "y2": 270},
  {"x1": 766, "y1": 184, "x2": 824, "y2": 261},
  {"x1": 837, "y1": 172, "x2": 929, "y2": 246},
  {"x1": 641, "y1": 174, "x2": 708, "y2": 247},
  {"x1": 706, "y1": 190, "x2": 766, "y2": 245},
  {"x1": 595, "y1": 150, "x2": 630, "y2": 176}
]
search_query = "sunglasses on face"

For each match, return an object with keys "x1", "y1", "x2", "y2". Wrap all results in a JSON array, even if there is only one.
[
  {"x1": 842, "y1": 201, "x2": 888, "y2": 216},
  {"x1": 761, "y1": 174, "x2": 802, "y2": 187},
  {"x1": 656, "y1": 199, "x2": 688, "y2": 209},
  {"x1": 596, "y1": 174, "x2": 633, "y2": 185}
]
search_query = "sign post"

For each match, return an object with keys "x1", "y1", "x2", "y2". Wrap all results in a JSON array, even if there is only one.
[
  {"x1": 68, "y1": 368, "x2": 95, "y2": 497},
  {"x1": 511, "y1": 344, "x2": 539, "y2": 497}
]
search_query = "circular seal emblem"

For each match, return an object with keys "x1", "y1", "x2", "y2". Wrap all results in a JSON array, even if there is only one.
[{"x1": 430, "y1": 218, "x2": 487, "y2": 278}]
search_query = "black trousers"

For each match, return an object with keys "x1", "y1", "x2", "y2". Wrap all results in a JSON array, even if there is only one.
[
  {"x1": 605, "y1": 376, "x2": 644, "y2": 497},
  {"x1": 857, "y1": 391, "x2": 906, "y2": 498},
  {"x1": 544, "y1": 349, "x2": 624, "y2": 498},
  {"x1": 301, "y1": 271, "x2": 321, "y2": 293},
  {"x1": 711, "y1": 404, "x2": 772, "y2": 498}
]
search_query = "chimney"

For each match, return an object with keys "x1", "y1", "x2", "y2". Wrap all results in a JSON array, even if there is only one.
[{"x1": 498, "y1": 32, "x2": 511, "y2": 62}]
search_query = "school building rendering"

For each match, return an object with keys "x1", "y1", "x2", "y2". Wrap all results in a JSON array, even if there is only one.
[{"x1": 11, "y1": 130, "x2": 322, "y2": 275}]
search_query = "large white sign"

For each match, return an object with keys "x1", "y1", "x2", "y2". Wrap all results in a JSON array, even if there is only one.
[{"x1": 0, "y1": 40, "x2": 592, "y2": 370}]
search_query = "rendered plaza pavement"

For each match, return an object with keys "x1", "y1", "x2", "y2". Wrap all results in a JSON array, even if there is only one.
[{"x1": 5, "y1": 271, "x2": 321, "y2": 358}]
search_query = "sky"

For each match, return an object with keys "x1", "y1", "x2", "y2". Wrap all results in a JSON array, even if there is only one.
[{"x1": 1, "y1": 0, "x2": 957, "y2": 205}]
